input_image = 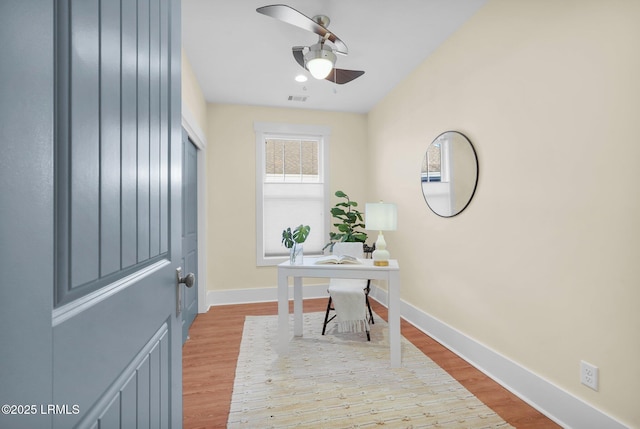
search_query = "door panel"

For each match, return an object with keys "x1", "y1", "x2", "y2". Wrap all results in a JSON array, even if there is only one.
[
  {"x1": 54, "y1": 0, "x2": 182, "y2": 427},
  {"x1": 182, "y1": 132, "x2": 199, "y2": 342},
  {"x1": 69, "y1": 0, "x2": 101, "y2": 289},
  {"x1": 0, "y1": 0, "x2": 181, "y2": 426},
  {"x1": 100, "y1": 0, "x2": 123, "y2": 278},
  {"x1": 121, "y1": 0, "x2": 140, "y2": 270},
  {"x1": 52, "y1": 262, "x2": 175, "y2": 428},
  {"x1": 54, "y1": 305, "x2": 170, "y2": 427},
  {"x1": 54, "y1": 0, "x2": 174, "y2": 307}
]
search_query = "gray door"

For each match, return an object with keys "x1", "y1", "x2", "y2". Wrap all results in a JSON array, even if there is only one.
[
  {"x1": 0, "y1": 1, "x2": 183, "y2": 428},
  {"x1": 182, "y1": 130, "x2": 199, "y2": 343}
]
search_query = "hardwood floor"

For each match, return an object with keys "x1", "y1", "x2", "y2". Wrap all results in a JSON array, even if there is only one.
[{"x1": 183, "y1": 298, "x2": 560, "y2": 429}]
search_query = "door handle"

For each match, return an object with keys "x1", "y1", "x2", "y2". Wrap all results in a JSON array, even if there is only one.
[
  {"x1": 176, "y1": 267, "x2": 196, "y2": 316},
  {"x1": 177, "y1": 267, "x2": 195, "y2": 288}
]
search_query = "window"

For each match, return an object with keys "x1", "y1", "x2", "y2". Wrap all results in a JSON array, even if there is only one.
[
  {"x1": 255, "y1": 123, "x2": 330, "y2": 266},
  {"x1": 421, "y1": 136, "x2": 451, "y2": 183}
]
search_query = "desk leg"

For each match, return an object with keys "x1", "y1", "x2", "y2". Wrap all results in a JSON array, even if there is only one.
[
  {"x1": 388, "y1": 271, "x2": 401, "y2": 367},
  {"x1": 277, "y1": 269, "x2": 289, "y2": 354},
  {"x1": 293, "y1": 276, "x2": 303, "y2": 336}
]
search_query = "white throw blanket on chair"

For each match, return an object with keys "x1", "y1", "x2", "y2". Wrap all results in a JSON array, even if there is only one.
[{"x1": 328, "y1": 278, "x2": 369, "y2": 333}]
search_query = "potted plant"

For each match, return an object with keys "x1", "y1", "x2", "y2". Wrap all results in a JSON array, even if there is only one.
[
  {"x1": 282, "y1": 224, "x2": 310, "y2": 264},
  {"x1": 324, "y1": 190, "x2": 369, "y2": 252}
]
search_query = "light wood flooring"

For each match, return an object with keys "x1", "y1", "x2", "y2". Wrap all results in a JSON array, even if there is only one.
[{"x1": 183, "y1": 298, "x2": 560, "y2": 428}]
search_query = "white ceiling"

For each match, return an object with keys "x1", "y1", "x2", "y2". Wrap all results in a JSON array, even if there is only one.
[{"x1": 182, "y1": 0, "x2": 487, "y2": 114}]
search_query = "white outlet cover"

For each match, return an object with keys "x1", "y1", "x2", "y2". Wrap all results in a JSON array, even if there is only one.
[{"x1": 581, "y1": 360, "x2": 599, "y2": 391}]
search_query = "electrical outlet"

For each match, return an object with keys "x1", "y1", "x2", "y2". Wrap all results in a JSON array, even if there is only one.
[{"x1": 580, "y1": 360, "x2": 599, "y2": 391}]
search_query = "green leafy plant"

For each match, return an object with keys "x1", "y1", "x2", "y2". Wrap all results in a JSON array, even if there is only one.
[
  {"x1": 324, "y1": 190, "x2": 368, "y2": 250},
  {"x1": 281, "y1": 224, "x2": 311, "y2": 249}
]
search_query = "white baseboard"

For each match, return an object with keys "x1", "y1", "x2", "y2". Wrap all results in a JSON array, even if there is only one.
[
  {"x1": 371, "y1": 285, "x2": 629, "y2": 429},
  {"x1": 205, "y1": 283, "x2": 628, "y2": 429},
  {"x1": 207, "y1": 283, "x2": 330, "y2": 307}
]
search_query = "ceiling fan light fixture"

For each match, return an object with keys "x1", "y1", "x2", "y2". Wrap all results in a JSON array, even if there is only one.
[
  {"x1": 304, "y1": 44, "x2": 336, "y2": 79},
  {"x1": 307, "y1": 58, "x2": 333, "y2": 79},
  {"x1": 258, "y1": 5, "x2": 364, "y2": 85}
]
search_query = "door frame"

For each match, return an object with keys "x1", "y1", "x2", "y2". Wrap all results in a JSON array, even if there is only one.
[
  {"x1": 182, "y1": 106, "x2": 208, "y2": 314},
  {"x1": 0, "y1": 3, "x2": 55, "y2": 427}
]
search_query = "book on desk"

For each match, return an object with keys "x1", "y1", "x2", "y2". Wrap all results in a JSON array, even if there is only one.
[{"x1": 314, "y1": 254, "x2": 362, "y2": 265}]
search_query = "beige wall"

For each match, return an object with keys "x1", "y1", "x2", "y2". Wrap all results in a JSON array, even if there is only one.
[
  {"x1": 181, "y1": 50, "x2": 207, "y2": 132},
  {"x1": 205, "y1": 104, "x2": 368, "y2": 291},
  {"x1": 368, "y1": 0, "x2": 639, "y2": 425}
]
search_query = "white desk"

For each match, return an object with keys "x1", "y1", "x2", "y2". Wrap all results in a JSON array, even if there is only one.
[{"x1": 277, "y1": 258, "x2": 402, "y2": 367}]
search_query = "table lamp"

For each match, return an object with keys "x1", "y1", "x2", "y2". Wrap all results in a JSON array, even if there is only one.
[{"x1": 365, "y1": 201, "x2": 397, "y2": 266}]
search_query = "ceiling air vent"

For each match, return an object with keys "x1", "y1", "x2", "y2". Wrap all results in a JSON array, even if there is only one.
[{"x1": 288, "y1": 95, "x2": 308, "y2": 102}]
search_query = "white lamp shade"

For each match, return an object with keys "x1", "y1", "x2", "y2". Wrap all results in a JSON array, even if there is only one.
[
  {"x1": 307, "y1": 57, "x2": 333, "y2": 79},
  {"x1": 365, "y1": 202, "x2": 397, "y2": 231}
]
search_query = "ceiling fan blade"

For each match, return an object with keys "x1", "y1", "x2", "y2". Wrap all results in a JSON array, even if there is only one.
[
  {"x1": 257, "y1": 4, "x2": 348, "y2": 54},
  {"x1": 292, "y1": 46, "x2": 306, "y2": 69},
  {"x1": 326, "y1": 68, "x2": 365, "y2": 85}
]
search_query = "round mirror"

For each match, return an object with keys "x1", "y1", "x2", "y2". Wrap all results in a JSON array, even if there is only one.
[{"x1": 421, "y1": 131, "x2": 478, "y2": 217}]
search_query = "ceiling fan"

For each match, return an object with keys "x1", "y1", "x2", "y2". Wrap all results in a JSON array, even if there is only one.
[{"x1": 256, "y1": 4, "x2": 365, "y2": 85}]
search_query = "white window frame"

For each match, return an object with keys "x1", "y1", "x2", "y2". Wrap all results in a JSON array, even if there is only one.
[{"x1": 254, "y1": 122, "x2": 330, "y2": 266}]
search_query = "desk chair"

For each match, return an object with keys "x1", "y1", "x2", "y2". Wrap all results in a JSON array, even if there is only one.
[{"x1": 321, "y1": 242, "x2": 375, "y2": 340}]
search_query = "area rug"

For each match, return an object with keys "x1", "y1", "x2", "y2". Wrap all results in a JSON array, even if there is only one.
[{"x1": 228, "y1": 312, "x2": 513, "y2": 429}]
